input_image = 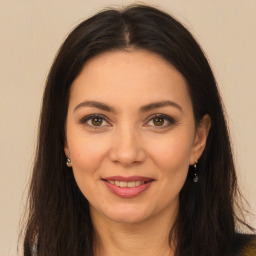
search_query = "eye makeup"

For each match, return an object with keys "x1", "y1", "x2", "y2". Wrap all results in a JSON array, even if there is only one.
[{"x1": 78, "y1": 113, "x2": 177, "y2": 130}]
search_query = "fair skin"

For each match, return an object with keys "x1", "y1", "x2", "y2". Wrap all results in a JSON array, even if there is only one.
[{"x1": 65, "y1": 50, "x2": 211, "y2": 256}]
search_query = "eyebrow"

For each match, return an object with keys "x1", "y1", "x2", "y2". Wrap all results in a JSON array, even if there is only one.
[{"x1": 73, "y1": 100, "x2": 183, "y2": 113}]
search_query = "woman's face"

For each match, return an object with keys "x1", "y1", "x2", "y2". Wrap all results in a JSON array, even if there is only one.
[{"x1": 65, "y1": 50, "x2": 209, "y2": 224}]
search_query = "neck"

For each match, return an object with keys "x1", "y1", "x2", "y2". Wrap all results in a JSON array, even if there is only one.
[{"x1": 91, "y1": 206, "x2": 177, "y2": 256}]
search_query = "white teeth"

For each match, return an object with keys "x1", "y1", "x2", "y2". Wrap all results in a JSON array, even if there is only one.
[
  {"x1": 120, "y1": 181, "x2": 127, "y2": 187},
  {"x1": 135, "y1": 181, "x2": 141, "y2": 186},
  {"x1": 108, "y1": 180, "x2": 147, "y2": 187},
  {"x1": 128, "y1": 181, "x2": 136, "y2": 187}
]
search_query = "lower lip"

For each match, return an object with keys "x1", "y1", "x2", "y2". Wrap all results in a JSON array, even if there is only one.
[{"x1": 102, "y1": 180, "x2": 154, "y2": 198}]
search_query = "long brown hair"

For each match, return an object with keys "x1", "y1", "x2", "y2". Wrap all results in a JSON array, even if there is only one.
[{"x1": 23, "y1": 4, "x2": 254, "y2": 256}]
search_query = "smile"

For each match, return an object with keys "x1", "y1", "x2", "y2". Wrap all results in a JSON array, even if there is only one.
[
  {"x1": 107, "y1": 180, "x2": 146, "y2": 188},
  {"x1": 102, "y1": 176, "x2": 155, "y2": 198}
]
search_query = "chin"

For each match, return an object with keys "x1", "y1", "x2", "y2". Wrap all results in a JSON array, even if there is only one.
[
  {"x1": 105, "y1": 204, "x2": 154, "y2": 224},
  {"x1": 107, "y1": 213, "x2": 147, "y2": 224}
]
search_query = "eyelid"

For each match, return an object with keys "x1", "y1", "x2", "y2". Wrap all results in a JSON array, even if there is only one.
[
  {"x1": 79, "y1": 114, "x2": 111, "y2": 128},
  {"x1": 79, "y1": 113, "x2": 176, "y2": 129},
  {"x1": 144, "y1": 113, "x2": 176, "y2": 128}
]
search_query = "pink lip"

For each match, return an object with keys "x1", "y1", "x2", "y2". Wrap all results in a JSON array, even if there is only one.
[
  {"x1": 102, "y1": 176, "x2": 155, "y2": 198},
  {"x1": 102, "y1": 176, "x2": 153, "y2": 182}
]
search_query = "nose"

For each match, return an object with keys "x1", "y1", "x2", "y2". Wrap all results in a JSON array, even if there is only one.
[{"x1": 108, "y1": 126, "x2": 146, "y2": 167}]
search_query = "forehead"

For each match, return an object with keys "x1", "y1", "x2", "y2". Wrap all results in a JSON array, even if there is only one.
[{"x1": 69, "y1": 50, "x2": 192, "y2": 112}]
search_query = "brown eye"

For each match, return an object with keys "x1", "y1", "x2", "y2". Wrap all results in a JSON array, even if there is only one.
[
  {"x1": 79, "y1": 114, "x2": 109, "y2": 128},
  {"x1": 91, "y1": 117, "x2": 103, "y2": 126},
  {"x1": 153, "y1": 117, "x2": 165, "y2": 126},
  {"x1": 146, "y1": 114, "x2": 176, "y2": 128}
]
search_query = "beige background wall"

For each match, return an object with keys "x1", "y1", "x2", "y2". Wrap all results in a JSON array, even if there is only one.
[{"x1": 0, "y1": 0, "x2": 255, "y2": 255}]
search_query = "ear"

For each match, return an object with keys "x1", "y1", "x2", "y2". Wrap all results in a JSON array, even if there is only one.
[
  {"x1": 189, "y1": 114, "x2": 211, "y2": 164},
  {"x1": 64, "y1": 140, "x2": 70, "y2": 158}
]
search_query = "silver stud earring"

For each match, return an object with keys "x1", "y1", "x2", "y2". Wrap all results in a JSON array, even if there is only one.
[
  {"x1": 66, "y1": 158, "x2": 72, "y2": 167},
  {"x1": 193, "y1": 159, "x2": 199, "y2": 183}
]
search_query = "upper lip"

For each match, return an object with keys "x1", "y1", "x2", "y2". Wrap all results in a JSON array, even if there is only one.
[{"x1": 102, "y1": 176, "x2": 154, "y2": 182}]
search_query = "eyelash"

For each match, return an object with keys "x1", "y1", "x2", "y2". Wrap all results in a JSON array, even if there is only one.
[{"x1": 79, "y1": 114, "x2": 176, "y2": 130}]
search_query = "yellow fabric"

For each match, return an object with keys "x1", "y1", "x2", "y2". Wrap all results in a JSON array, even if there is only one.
[{"x1": 240, "y1": 236, "x2": 256, "y2": 256}]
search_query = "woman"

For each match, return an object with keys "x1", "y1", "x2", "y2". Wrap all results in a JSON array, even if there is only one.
[{"x1": 23, "y1": 4, "x2": 255, "y2": 256}]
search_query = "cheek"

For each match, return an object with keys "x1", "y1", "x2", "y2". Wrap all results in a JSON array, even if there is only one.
[
  {"x1": 137, "y1": 133, "x2": 194, "y2": 213},
  {"x1": 67, "y1": 135, "x2": 109, "y2": 201},
  {"x1": 148, "y1": 132, "x2": 193, "y2": 194},
  {"x1": 149, "y1": 133, "x2": 194, "y2": 172},
  {"x1": 68, "y1": 133, "x2": 110, "y2": 174}
]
